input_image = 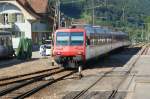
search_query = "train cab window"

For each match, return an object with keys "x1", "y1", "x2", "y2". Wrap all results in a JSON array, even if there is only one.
[
  {"x1": 56, "y1": 32, "x2": 84, "y2": 46},
  {"x1": 56, "y1": 32, "x2": 70, "y2": 46},
  {"x1": 70, "y1": 32, "x2": 84, "y2": 46}
]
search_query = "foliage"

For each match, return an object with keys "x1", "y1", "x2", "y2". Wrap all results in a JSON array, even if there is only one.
[
  {"x1": 17, "y1": 38, "x2": 32, "y2": 60},
  {"x1": 59, "y1": 0, "x2": 150, "y2": 42}
]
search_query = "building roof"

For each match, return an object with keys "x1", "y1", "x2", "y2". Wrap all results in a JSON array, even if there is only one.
[
  {"x1": 17, "y1": 0, "x2": 48, "y2": 14},
  {"x1": 17, "y1": 0, "x2": 54, "y2": 20}
]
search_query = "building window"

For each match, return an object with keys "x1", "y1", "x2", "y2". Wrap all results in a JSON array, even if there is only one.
[
  {"x1": 0, "y1": 13, "x2": 24, "y2": 24},
  {"x1": 12, "y1": 31, "x2": 25, "y2": 38},
  {"x1": 0, "y1": 36, "x2": 12, "y2": 47},
  {"x1": 8, "y1": 13, "x2": 16, "y2": 23},
  {"x1": 0, "y1": 14, "x2": 5, "y2": 24},
  {"x1": 16, "y1": 13, "x2": 24, "y2": 23},
  {"x1": 0, "y1": 14, "x2": 8, "y2": 24},
  {"x1": 4, "y1": 14, "x2": 8, "y2": 24}
]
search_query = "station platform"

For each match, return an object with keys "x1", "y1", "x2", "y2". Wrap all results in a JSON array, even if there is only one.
[{"x1": 128, "y1": 55, "x2": 150, "y2": 99}]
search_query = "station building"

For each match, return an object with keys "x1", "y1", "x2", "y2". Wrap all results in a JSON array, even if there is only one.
[{"x1": 0, "y1": 0, "x2": 54, "y2": 49}]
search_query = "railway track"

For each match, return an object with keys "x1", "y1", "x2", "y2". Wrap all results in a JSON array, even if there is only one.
[
  {"x1": 71, "y1": 44, "x2": 148, "y2": 99},
  {"x1": 142, "y1": 44, "x2": 150, "y2": 55},
  {"x1": 0, "y1": 67, "x2": 77, "y2": 99},
  {"x1": 0, "y1": 67, "x2": 62, "y2": 86},
  {"x1": 0, "y1": 44, "x2": 147, "y2": 99}
]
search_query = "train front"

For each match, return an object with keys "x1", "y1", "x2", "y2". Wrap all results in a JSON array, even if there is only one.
[{"x1": 53, "y1": 29, "x2": 86, "y2": 68}]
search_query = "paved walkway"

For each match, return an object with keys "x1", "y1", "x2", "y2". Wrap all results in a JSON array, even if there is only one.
[
  {"x1": 123, "y1": 50, "x2": 150, "y2": 99},
  {"x1": 131, "y1": 55, "x2": 150, "y2": 99}
]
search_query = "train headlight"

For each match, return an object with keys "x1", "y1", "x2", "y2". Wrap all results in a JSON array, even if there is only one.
[
  {"x1": 77, "y1": 52, "x2": 82, "y2": 55},
  {"x1": 57, "y1": 52, "x2": 61, "y2": 55}
]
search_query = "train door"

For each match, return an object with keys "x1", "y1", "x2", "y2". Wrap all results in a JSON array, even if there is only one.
[{"x1": 85, "y1": 36, "x2": 91, "y2": 60}]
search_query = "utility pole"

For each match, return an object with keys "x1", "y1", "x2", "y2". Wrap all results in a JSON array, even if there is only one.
[
  {"x1": 122, "y1": 0, "x2": 126, "y2": 23},
  {"x1": 51, "y1": 0, "x2": 61, "y2": 65},
  {"x1": 53, "y1": 0, "x2": 61, "y2": 32},
  {"x1": 142, "y1": 23, "x2": 144, "y2": 42},
  {"x1": 53, "y1": 1, "x2": 56, "y2": 32},
  {"x1": 58, "y1": 0, "x2": 61, "y2": 28},
  {"x1": 92, "y1": 0, "x2": 95, "y2": 25},
  {"x1": 52, "y1": 0, "x2": 60, "y2": 59},
  {"x1": 104, "y1": 0, "x2": 107, "y2": 26},
  {"x1": 147, "y1": 23, "x2": 150, "y2": 42},
  {"x1": 122, "y1": 7, "x2": 125, "y2": 22}
]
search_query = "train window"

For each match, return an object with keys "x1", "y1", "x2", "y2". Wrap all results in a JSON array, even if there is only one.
[
  {"x1": 70, "y1": 32, "x2": 84, "y2": 46},
  {"x1": 93, "y1": 39, "x2": 95, "y2": 45},
  {"x1": 56, "y1": 32, "x2": 70, "y2": 46},
  {"x1": 101, "y1": 36, "x2": 104, "y2": 44},
  {"x1": 91, "y1": 39, "x2": 93, "y2": 45},
  {"x1": 96, "y1": 39, "x2": 98, "y2": 45}
]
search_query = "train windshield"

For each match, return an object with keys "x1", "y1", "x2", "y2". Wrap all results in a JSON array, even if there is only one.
[
  {"x1": 56, "y1": 32, "x2": 84, "y2": 46},
  {"x1": 70, "y1": 32, "x2": 84, "y2": 45},
  {"x1": 56, "y1": 32, "x2": 70, "y2": 46}
]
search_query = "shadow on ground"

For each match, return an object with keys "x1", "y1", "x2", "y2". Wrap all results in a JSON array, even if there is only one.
[
  {"x1": 84, "y1": 47, "x2": 141, "y2": 69},
  {"x1": 0, "y1": 58, "x2": 39, "y2": 69}
]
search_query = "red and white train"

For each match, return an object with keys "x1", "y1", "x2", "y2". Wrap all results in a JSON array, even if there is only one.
[{"x1": 53, "y1": 25, "x2": 130, "y2": 69}]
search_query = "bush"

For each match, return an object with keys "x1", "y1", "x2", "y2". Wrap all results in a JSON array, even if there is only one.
[{"x1": 16, "y1": 38, "x2": 32, "y2": 60}]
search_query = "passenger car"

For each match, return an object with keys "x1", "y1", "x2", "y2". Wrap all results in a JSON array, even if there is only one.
[{"x1": 53, "y1": 24, "x2": 130, "y2": 69}]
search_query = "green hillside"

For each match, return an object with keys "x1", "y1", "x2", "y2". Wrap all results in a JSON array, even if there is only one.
[
  {"x1": 59, "y1": 0, "x2": 150, "y2": 42},
  {"x1": 60, "y1": 0, "x2": 150, "y2": 25}
]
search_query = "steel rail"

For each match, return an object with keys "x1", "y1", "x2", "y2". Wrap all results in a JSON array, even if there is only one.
[
  {"x1": 0, "y1": 67, "x2": 59, "y2": 81},
  {"x1": 14, "y1": 71, "x2": 77, "y2": 99},
  {"x1": 0, "y1": 68, "x2": 64, "y2": 96},
  {"x1": 72, "y1": 68, "x2": 115, "y2": 99},
  {"x1": 0, "y1": 68, "x2": 64, "y2": 86}
]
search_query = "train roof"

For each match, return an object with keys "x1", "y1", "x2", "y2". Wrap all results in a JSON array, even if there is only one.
[
  {"x1": 55, "y1": 28, "x2": 85, "y2": 33},
  {"x1": 56, "y1": 24, "x2": 128, "y2": 36},
  {"x1": 71, "y1": 24, "x2": 92, "y2": 27},
  {"x1": 93, "y1": 26, "x2": 128, "y2": 36}
]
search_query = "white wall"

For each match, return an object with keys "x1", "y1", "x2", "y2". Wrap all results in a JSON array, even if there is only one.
[
  {"x1": 13, "y1": 20, "x2": 32, "y2": 48},
  {"x1": 15, "y1": 20, "x2": 32, "y2": 38},
  {"x1": 12, "y1": 38, "x2": 20, "y2": 49}
]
